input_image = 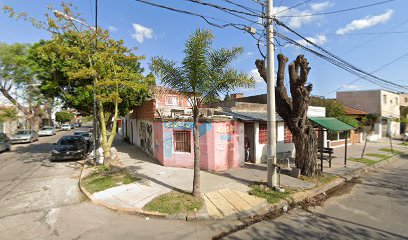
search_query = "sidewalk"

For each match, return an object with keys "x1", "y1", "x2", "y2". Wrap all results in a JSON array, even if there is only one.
[{"x1": 80, "y1": 137, "x2": 406, "y2": 220}]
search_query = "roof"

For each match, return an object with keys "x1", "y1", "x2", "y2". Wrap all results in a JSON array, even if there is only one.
[
  {"x1": 309, "y1": 117, "x2": 354, "y2": 131},
  {"x1": 216, "y1": 111, "x2": 283, "y2": 122},
  {"x1": 343, "y1": 105, "x2": 368, "y2": 115}
]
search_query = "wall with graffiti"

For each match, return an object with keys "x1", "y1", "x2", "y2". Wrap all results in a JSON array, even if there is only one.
[
  {"x1": 153, "y1": 120, "x2": 243, "y2": 171},
  {"x1": 139, "y1": 120, "x2": 154, "y2": 155}
]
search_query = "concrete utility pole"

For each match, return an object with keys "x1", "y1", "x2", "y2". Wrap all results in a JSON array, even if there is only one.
[{"x1": 266, "y1": 0, "x2": 278, "y2": 188}]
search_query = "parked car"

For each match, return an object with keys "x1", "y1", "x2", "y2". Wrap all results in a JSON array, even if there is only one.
[
  {"x1": 51, "y1": 135, "x2": 87, "y2": 161},
  {"x1": 71, "y1": 123, "x2": 80, "y2": 128},
  {"x1": 61, "y1": 124, "x2": 71, "y2": 131},
  {"x1": 0, "y1": 133, "x2": 11, "y2": 152},
  {"x1": 10, "y1": 130, "x2": 38, "y2": 144},
  {"x1": 73, "y1": 131, "x2": 92, "y2": 151},
  {"x1": 38, "y1": 126, "x2": 56, "y2": 136}
]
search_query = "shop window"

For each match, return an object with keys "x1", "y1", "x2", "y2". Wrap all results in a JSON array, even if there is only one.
[{"x1": 174, "y1": 130, "x2": 191, "y2": 152}]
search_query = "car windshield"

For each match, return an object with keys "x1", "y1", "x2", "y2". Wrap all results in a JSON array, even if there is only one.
[
  {"x1": 62, "y1": 124, "x2": 69, "y2": 127},
  {"x1": 15, "y1": 130, "x2": 31, "y2": 135},
  {"x1": 41, "y1": 127, "x2": 53, "y2": 130},
  {"x1": 0, "y1": 133, "x2": 7, "y2": 140},
  {"x1": 58, "y1": 137, "x2": 83, "y2": 146},
  {"x1": 74, "y1": 132, "x2": 90, "y2": 137}
]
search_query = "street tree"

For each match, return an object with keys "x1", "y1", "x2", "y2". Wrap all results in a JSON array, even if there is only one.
[
  {"x1": 150, "y1": 29, "x2": 254, "y2": 196},
  {"x1": 256, "y1": 54, "x2": 318, "y2": 176},
  {"x1": 0, "y1": 42, "x2": 44, "y2": 130},
  {"x1": 4, "y1": 3, "x2": 154, "y2": 165},
  {"x1": 55, "y1": 111, "x2": 74, "y2": 123}
]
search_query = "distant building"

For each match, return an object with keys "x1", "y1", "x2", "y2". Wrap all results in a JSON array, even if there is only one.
[{"x1": 337, "y1": 90, "x2": 400, "y2": 138}]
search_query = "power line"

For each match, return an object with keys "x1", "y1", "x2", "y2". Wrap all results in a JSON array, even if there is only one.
[
  {"x1": 274, "y1": 0, "x2": 312, "y2": 15},
  {"x1": 324, "y1": 52, "x2": 408, "y2": 96},
  {"x1": 182, "y1": 0, "x2": 260, "y2": 18},
  {"x1": 322, "y1": 31, "x2": 408, "y2": 36},
  {"x1": 278, "y1": 0, "x2": 396, "y2": 18},
  {"x1": 134, "y1": 0, "x2": 249, "y2": 30},
  {"x1": 275, "y1": 19, "x2": 408, "y2": 91},
  {"x1": 219, "y1": 0, "x2": 260, "y2": 15}
]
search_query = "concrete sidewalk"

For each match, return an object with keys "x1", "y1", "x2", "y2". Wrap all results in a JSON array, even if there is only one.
[{"x1": 81, "y1": 137, "x2": 406, "y2": 220}]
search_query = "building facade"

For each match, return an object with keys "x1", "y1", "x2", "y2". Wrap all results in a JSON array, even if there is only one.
[{"x1": 337, "y1": 90, "x2": 400, "y2": 138}]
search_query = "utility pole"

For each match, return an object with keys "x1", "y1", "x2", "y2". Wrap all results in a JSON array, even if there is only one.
[{"x1": 266, "y1": 0, "x2": 278, "y2": 188}]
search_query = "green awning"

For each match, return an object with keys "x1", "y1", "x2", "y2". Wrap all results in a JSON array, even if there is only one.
[{"x1": 309, "y1": 117, "x2": 354, "y2": 131}]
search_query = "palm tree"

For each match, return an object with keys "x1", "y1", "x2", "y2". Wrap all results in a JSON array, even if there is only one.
[{"x1": 150, "y1": 29, "x2": 254, "y2": 197}]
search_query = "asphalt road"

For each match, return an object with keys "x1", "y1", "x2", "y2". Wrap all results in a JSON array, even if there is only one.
[
  {"x1": 225, "y1": 156, "x2": 408, "y2": 240},
  {"x1": 0, "y1": 129, "x2": 241, "y2": 240},
  {"x1": 2, "y1": 132, "x2": 407, "y2": 240}
]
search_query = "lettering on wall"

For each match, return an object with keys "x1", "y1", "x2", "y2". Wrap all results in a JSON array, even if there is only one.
[
  {"x1": 140, "y1": 121, "x2": 153, "y2": 155},
  {"x1": 164, "y1": 122, "x2": 193, "y2": 130},
  {"x1": 217, "y1": 124, "x2": 235, "y2": 141}
]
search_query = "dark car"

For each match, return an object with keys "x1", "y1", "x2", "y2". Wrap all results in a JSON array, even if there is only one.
[
  {"x1": 51, "y1": 135, "x2": 87, "y2": 161},
  {"x1": 74, "y1": 131, "x2": 92, "y2": 151},
  {"x1": 0, "y1": 133, "x2": 11, "y2": 152}
]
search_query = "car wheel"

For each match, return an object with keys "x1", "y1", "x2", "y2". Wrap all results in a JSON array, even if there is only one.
[{"x1": 7, "y1": 145, "x2": 12, "y2": 152}]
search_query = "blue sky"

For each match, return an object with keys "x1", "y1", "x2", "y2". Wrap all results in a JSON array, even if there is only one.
[{"x1": 1, "y1": 0, "x2": 407, "y2": 99}]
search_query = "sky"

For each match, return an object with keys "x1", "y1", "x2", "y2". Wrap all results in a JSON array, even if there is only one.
[{"x1": 1, "y1": 0, "x2": 407, "y2": 100}]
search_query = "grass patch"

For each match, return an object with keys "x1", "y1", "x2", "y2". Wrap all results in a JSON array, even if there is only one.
[
  {"x1": 249, "y1": 184, "x2": 293, "y2": 204},
  {"x1": 348, "y1": 157, "x2": 377, "y2": 166},
  {"x1": 299, "y1": 173, "x2": 338, "y2": 186},
  {"x1": 365, "y1": 153, "x2": 391, "y2": 160},
  {"x1": 379, "y1": 148, "x2": 402, "y2": 155},
  {"x1": 82, "y1": 169, "x2": 141, "y2": 194},
  {"x1": 143, "y1": 192, "x2": 203, "y2": 215},
  {"x1": 399, "y1": 142, "x2": 408, "y2": 146}
]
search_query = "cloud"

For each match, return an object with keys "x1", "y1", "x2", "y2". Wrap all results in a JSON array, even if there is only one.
[
  {"x1": 336, "y1": 10, "x2": 394, "y2": 35},
  {"x1": 246, "y1": 51, "x2": 254, "y2": 56},
  {"x1": 296, "y1": 34, "x2": 327, "y2": 46},
  {"x1": 108, "y1": 26, "x2": 117, "y2": 32},
  {"x1": 273, "y1": 2, "x2": 334, "y2": 29},
  {"x1": 310, "y1": 1, "x2": 334, "y2": 12},
  {"x1": 249, "y1": 69, "x2": 264, "y2": 83},
  {"x1": 131, "y1": 23, "x2": 153, "y2": 43}
]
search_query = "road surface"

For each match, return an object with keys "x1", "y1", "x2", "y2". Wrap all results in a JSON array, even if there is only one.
[{"x1": 224, "y1": 156, "x2": 408, "y2": 240}]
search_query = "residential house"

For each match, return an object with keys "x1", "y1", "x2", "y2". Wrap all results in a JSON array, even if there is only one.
[
  {"x1": 206, "y1": 93, "x2": 327, "y2": 162},
  {"x1": 337, "y1": 90, "x2": 400, "y2": 138},
  {"x1": 122, "y1": 86, "x2": 242, "y2": 171},
  {"x1": 0, "y1": 105, "x2": 26, "y2": 136}
]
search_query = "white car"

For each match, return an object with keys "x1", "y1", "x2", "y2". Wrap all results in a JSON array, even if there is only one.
[
  {"x1": 61, "y1": 124, "x2": 72, "y2": 131},
  {"x1": 38, "y1": 127, "x2": 56, "y2": 136}
]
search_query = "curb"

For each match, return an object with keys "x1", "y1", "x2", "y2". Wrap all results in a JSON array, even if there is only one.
[{"x1": 77, "y1": 153, "x2": 402, "y2": 221}]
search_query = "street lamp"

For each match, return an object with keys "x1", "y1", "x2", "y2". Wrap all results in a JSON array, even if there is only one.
[{"x1": 53, "y1": 3, "x2": 99, "y2": 164}]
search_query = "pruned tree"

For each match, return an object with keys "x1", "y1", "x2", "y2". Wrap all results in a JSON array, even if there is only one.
[{"x1": 256, "y1": 54, "x2": 318, "y2": 176}]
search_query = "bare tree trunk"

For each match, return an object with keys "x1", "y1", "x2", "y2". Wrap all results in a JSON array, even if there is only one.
[
  {"x1": 256, "y1": 54, "x2": 318, "y2": 176},
  {"x1": 192, "y1": 103, "x2": 201, "y2": 197}
]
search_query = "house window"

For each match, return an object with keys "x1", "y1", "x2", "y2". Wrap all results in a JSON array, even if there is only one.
[
  {"x1": 259, "y1": 124, "x2": 268, "y2": 144},
  {"x1": 284, "y1": 124, "x2": 292, "y2": 143},
  {"x1": 396, "y1": 97, "x2": 398, "y2": 105},
  {"x1": 174, "y1": 130, "x2": 191, "y2": 152},
  {"x1": 166, "y1": 96, "x2": 178, "y2": 106},
  {"x1": 258, "y1": 124, "x2": 278, "y2": 144},
  {"x1": 405, "y1": 97, "x2": 407, "y2": 103},
  {"x1": 383, "y1": 95, "x2": 387, "y2": 104}
]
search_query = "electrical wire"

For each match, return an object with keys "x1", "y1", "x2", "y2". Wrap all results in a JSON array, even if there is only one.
[
  {"x1": 275, "y1": 19, "x2": 408, "y2": 91},
  {"x1": 274, "y1": 0, "x2": 312, "y2": 15},
  {"x1": 134, "y1": 0, "x2": 249, "y2": 30},
  {"x1": 278, "y1": 0, "x2": 396, "y2": 18},
  {"x1": 324, "y1": 52, "x2": 408, "y2": 96},
  {"x1": 219, "y1": 0, "x2": 260, "y2": 15}
]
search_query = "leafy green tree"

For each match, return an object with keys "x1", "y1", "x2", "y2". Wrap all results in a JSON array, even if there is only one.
[
  {"x1": 150, "y1": 29, "x2": 254, "y2": 196},
  {"x1": 55, "y1": 111, "x2": 74, "y2": 123},
  {"x1": 0, "y1": 42, "x2": 44, "y2": 129},
  {"x1": 0, "y1": 107, "x2": 18, "y2": 122},
  {"x1": 4, "y1": 3, "x2": 154, "y2": 165}
]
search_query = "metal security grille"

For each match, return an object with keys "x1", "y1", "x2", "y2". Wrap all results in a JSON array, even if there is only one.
[
  {"x1": 174, "y1": 130, "x2": 191, "y2": 152},
  {"x1": 259, "y1": 124, "x2": 278, "y2": 144}
]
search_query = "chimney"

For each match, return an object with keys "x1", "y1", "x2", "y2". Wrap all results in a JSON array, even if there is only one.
[{"x1": 230, "y1": 93, "x2": 244, "y2": 99}]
